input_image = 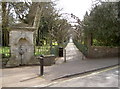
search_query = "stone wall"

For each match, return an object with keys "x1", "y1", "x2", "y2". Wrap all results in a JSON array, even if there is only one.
[{"x1": 88, "y1": 46, "x2": 119, "y2": 58}]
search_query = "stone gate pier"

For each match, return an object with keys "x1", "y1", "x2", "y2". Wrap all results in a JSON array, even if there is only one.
[{"x1": 7, "y1": 25, "x2": 36, "y2": 67}]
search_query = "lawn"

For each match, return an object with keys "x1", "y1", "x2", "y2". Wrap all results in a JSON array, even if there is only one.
[
  {"x1": 0, "y1": 47, "x2": 10, "y2": 58},
  {"x1": 35, "y1": 45, "x2": 51, "y2": 56}
]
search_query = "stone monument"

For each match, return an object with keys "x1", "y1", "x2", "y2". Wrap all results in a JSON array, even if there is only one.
[
  {"x1": 7, "y1": 26, "x2": 35, "y2": 66},
  {"x1": 6, "y1": 5, "x2": 42, "y2": 67}
]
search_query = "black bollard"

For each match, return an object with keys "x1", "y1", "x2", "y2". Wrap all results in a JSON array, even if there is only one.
[
  {"x1": 40, "y1": 58, "x2": 44, "y2": 76},
  {"x1": 38, "y1": 55, "x2": 44, "y2": 76}
]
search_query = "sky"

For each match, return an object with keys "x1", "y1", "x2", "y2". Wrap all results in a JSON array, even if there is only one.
[{"x1": 55, "y1": 0, "x2": 93, "y2": 20}]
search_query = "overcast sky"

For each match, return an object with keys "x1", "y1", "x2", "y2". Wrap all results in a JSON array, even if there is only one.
[{"x1": 55, "y1": 0, "x2": 93, "y2": 20}]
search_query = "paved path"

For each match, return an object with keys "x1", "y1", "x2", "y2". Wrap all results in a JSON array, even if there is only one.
[
  {"x1": 55, "y1": 42, "x2": 83, "y2": 64},
  {"x1": 43, "y1": 42, "x2": 118, "y2": 80},
  {"x1": 65, "y1": 42, "x2": 83, "y2": 61}
]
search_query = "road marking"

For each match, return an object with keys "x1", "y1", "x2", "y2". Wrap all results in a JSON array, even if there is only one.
[
  {"x1": 106, "y1": 76, "x2": 111, "y2": 79},
  {"x1": 33, "y1": 82, "x2": 58, "y2": 87},
  {"x1": 33, "y1": 65, "x2": 119, "y2": 87},
  {"x1": 47, "y1": 65, "x2": 119, "y2": 87},
  {"x1": 62, "y1": 65, "x2": 119, "y2": 82}
]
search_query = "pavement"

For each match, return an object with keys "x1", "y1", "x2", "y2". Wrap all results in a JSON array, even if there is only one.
[
  {"x1": 43, "y1": 42, "x2": 118, "y2": 80},
  {"x1": 1, "y1": 42, "x2": 119, "y2": 87}
]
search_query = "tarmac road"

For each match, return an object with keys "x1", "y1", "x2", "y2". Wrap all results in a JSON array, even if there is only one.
[{"x1": 48, "y1": 65, "x2": 119, "y2": 87}]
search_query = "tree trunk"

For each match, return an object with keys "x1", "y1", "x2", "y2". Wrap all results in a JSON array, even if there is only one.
[
  {"x1": 2, "y1": 2, "x2": 9, "y2": 46},
  {"x1": 87, "y1": 33, "x2": 93, "y2": 58},
  {"x1": 87, "y1": 33, "x2": 92, "y2": 48}
]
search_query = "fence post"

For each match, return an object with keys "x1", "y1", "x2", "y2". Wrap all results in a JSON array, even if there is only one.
[{"x1": 64, "y1": 49, "x2": 66, "y2": 62}]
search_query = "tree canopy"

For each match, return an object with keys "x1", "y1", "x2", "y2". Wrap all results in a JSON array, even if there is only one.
[
  {"x1": 35, "y1": 2, "x2": 70, "y2": 46},
  {"x1": 1, "y1": 1, "x2": 70, "y2": 46},
  {"x1": 83, "y1": 2, "x2": 120, "y2": 46},
  {"x1": 1, "y1": 2, "x2": 31, "y2": 46}
]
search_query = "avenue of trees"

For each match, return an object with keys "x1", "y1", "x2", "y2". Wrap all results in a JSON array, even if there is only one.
[{"x1": 1, "y1": 1, "x2": 120, "y2": 47}]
